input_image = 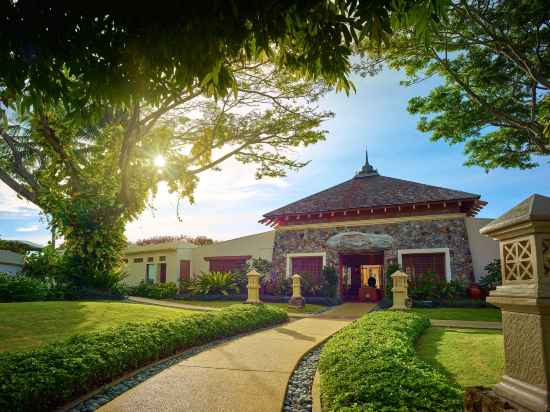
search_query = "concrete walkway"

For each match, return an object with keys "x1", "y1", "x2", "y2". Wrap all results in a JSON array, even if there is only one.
[
  {"x1": 98, "y1": 303, "x2": 375, "y2": 412},
  {"x1": 431, "y1": 319, "x2": 503, "y2": 330}
]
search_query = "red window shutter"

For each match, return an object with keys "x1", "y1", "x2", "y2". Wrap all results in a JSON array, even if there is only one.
[
  {"x1": 179, "y1": 260, "x2": 190, "y2": 281},
  {"x1": 291, "y1": 256, "x2": 323, "y2": 282},
  {"x1": 402, "y1": 253, "x2": 446, "y2": 280},
  {"x1": 206, "y1": 256, "x2": 251, "y2": 273}
]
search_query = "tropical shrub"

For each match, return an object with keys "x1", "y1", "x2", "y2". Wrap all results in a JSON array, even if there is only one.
[
  {"x1": 479, "y1": 259, "x2": 502, "y2": 291},
  {"x1": 0, "y1": 273, "x2": 49, "y2": 302},
  {"x1": 191, "y1": 272, "x2": 239, "y2": 296},
  {"x1": 320, "y1": 266, "x2": 338, "y2": 298},
  {"x1": 0, "y1": 304, "x2": 288, "y2": 411},
  {"x1": 22, "y1": 245, "x2": 66, "y2": 283},
  {"x1": 409, "y1": 271, "x2": 447, "y2": 301},
  {"x1": 443, "y1": 278, "x2": 468, "y2": 301},
  {"x1": 129, "y1": 281, "x2": 178, "y2": 299},
  {"x1": 261, "y1": 276, "x2": 291, "y2": 296},
  {"x1": 319, "y1": 311, "x2": 463, "y2": 411}
]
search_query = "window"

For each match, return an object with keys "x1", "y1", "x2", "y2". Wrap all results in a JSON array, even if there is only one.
[
  {"x1": 146, "y1": 264, "x2": 156, "y2": 283},
  {"x1": 402, "y1": 253, "x2": 446, "y2": 280},
  {"x1": 133, "y1": 257, "x2": 143, "y2": 263},
  {"x1": 205, "y1": 256, "x2": 251, "y2": 273},
  {"x1": 159, "y1": 256, "x2": 166, "y2": 262},
  {"x1": 147, "y1": 257, "x2": 154, "y2": 262},
  {"x1": 291, "y1": 256, "x2": 323, "y2": 282}
]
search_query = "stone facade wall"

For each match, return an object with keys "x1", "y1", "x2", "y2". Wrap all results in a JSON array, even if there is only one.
[{"x1": 272, "y1": 216, "x2": 473, "y2": 281}]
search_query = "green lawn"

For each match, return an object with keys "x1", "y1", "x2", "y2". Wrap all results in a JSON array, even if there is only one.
[
  {"x1": 417, "y1": 327, "x2": 504, "y2": 388},
  {"x1": 172, "y1": 299, "x2": 326, "y2": 314},
  {"x1": 0, "y1": 301, "x2": 196, "y2": 352},
  {"x1": 411, "y1": 307, "x2": 502, "y2": 322}
]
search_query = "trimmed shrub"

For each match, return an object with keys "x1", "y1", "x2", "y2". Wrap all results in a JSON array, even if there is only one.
[
  {"x1": 0, "y1": 304, "x2": 287, "y2": 411},
  {"x1": 129, "y1": 281, "x2": 178, "y2": 299},
  {"x1": 0, "y1": 273, "x2": 49, "y2": 302},
  {"x1": 319, "y1": 311, "x2": 463, "y2": 412}
]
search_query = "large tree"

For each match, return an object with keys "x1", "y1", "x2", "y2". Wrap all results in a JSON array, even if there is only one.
[
  {"x1": 0, "y1": 1, "x2": 446, "y2": 111},
  {"x1": 357, "y1": 0, "x2": 549, "y2": 169},
  {"x1": 0, "y1": 62, "x2": 331, "y2": 288}
]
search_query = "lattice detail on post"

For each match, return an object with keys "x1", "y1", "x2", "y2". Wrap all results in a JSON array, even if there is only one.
[
  {"x1": 543, "y1": 238, "x2": 550, "y2": 278},
  {"x1": 502, "y1": 239, "x2": 534, "y2": 281}
]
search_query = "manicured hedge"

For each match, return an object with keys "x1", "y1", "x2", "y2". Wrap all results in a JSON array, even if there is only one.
[
  {"x1": 129, "y1": 281, "x2": 178, "y2": 299},
  {"x1": 319, "y1": 311, "x2": 463, "y2": 412},
  {"x1": 0, "y1": 304, "x2": 287, "y2": 411}
]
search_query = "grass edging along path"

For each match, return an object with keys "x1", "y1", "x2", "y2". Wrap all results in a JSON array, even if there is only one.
[
  {"x1": 0, "y1": 304, "x2": 288, "y2": 412},
  {"x1": 0, "y1": 301, "x2": 198, "y2": 352},
  {"x1": 318, "y1": 311, "x2": 463, "y2": 412}
]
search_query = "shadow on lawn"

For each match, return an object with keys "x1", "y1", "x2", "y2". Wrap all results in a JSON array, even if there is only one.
[{"x1": 416, "y1": 326, "x2": 502, "y2": 388}]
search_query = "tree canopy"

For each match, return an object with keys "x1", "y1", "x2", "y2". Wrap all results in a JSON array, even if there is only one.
[
  {"x1": 0, "y1": 1, "x2": 446, "y2": 111},
  {"x1": 0, "y1": 61, "x2": 331, "y2": 287},
  {"x1": 357, "y1": 0, "x2": 549, "y2": 170}
]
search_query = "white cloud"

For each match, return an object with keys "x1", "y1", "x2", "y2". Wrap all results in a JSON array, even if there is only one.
[
  {"x1": 0, "y1": 183, "x2": 41, "y2": 219},
  {"x1": 16, "y1": 224, "x2": 41, "y2": 232},
  {"x1": 126, "y1": 157, "x2": 289, "y2": 241}
]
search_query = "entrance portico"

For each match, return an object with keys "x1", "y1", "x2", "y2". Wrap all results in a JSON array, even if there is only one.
[{"x1": 327, "y1": 231, "x2": 392, "y2": 302}]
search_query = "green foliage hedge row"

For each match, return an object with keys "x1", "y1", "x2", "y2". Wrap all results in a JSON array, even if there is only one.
[
  {"x1": 319, "y1": 311, "x2": 463, "y2": 412},
  {"x1": 0, "y1": 304, "x2": 288, "y2": 411},
  {"x1": 129, "y1": 281, "x2": 178, "y2": 299},
  {"x1": 0, "y1": 273, "x2": 63, "y2": 302}
]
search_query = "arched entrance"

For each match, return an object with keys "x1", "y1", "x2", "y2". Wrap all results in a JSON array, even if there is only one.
[{"x1": 326, "y1": 232, "x2": 393, "y2": 302}]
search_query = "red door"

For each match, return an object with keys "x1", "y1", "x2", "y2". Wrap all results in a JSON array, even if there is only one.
[
  {"x1": 159, "y1": 263, "x2": 167, "y2": 283},
  {"x1": 179, "y1": 260, "x2": 191, "y2": 281}
]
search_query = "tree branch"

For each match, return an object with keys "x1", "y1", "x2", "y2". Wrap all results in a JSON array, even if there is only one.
[
  {"x1": 0, "y1": 128, "x2": 40, "y2": 191},
  {"x1": 38, "y1": 114, "x2": 81, "y2": 186},
  {"x1": 0, "y1": 167, "x2": 36, "y2": 203}
]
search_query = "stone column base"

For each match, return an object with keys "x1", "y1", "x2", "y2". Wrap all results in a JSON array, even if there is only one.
[
  {"x1": 494, "y1": 375, "x2": 549, "y2": 412},
  {"x1": 464, "y1": 387, "x2": 519, "y2": 412},
  {"x1": 288, "y1": 296, "x2": 305, "y2": 309}
]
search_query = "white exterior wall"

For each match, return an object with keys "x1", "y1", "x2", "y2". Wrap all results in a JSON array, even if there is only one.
[
  {"x1": 191, "y1": 231, "x2": 275, "y2": 277},
  {"x1": 465, "y1": 217, "x2": 500, "y2": 281},
  {"x1": 122, "y1": 242, "x2": 197, "y2": 286},
  {"x1": 0, "y1": 250, "x2": 24, "y2": 275}
]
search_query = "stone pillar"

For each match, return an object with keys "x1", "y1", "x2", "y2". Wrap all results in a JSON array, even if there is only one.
[
  {"x1": 480, "y1": 194, "x2": 550, "y2": 412},
  {"x1": 246, "y1": 269, "x2": 261, "y2": 304},
  {"x1": 289, "y1": 274, "x2": 305, "y2": 309},
  {"x1": 391, "y1": 270, "x2": 408, "y2": 310}
]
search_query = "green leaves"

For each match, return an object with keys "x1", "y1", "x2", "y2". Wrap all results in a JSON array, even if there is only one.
[
  {"x1": 0, "y1": 304, "x2": 288, "y2": 411},
  {"x1": 356, "y1": 0, "x2": 550, "y2": 170},
  {"x1": 319, "y1": 311, "x2": 463, "y2": 411}
]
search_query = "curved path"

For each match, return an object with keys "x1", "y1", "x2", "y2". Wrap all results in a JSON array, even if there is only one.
[{"x1": 98, "y1": 303, "x2": 374, "y2": 412}]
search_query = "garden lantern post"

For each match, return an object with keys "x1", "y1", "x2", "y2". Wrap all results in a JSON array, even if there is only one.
[
  {"x1": 480, "y1": 194, "x2": 550, "y2": 412},
  {"x1": 391, "y1": 270, "x2": 408, "y2": 310},
  {"x1": 288, "y1": 274, "x2": 305, "y2": 309},
  {"x1": 246, "y1": 269, "x2": 262, "y2": 304}
]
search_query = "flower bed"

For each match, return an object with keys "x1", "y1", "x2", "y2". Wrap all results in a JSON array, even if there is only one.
[
  {"x1": 0, "y1": 304, "x2": 287, "y2": 412},
  {"x1": 318, "y1": 311, "x2": 463, "y2": 411}
]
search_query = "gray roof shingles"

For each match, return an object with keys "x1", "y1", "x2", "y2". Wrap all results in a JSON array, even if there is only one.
[{"x1": 263, "y1": 175, "x2": 480, "y2": 217}]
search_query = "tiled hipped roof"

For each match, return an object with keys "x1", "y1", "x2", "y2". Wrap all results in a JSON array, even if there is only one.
[{"x1": 262, "y1": 174, "x2": 482, "y2": 222}]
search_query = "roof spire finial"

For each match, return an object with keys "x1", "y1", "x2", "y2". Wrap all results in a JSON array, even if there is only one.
[{"x1": 355, "y1": 144, "x2": 379, "y2": 178}]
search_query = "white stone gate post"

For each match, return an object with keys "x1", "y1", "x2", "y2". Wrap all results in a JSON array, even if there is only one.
[{"x1": 480, "y1": 194, "x2": 550, "y2": 412}]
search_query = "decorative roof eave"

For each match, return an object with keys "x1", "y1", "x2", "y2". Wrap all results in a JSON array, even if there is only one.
[{"x1": 259, "y1": 198, "x2": 485, "y2": 227}]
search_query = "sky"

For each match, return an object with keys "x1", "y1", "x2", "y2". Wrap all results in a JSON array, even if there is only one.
[{"x1": 1, "y1": 68, "x2": 548, "y2": 245}]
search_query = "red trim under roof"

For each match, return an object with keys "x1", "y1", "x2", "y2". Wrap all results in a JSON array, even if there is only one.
[{"x1": 204, "y1": 255, "x2": 252, "y2": 261}]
